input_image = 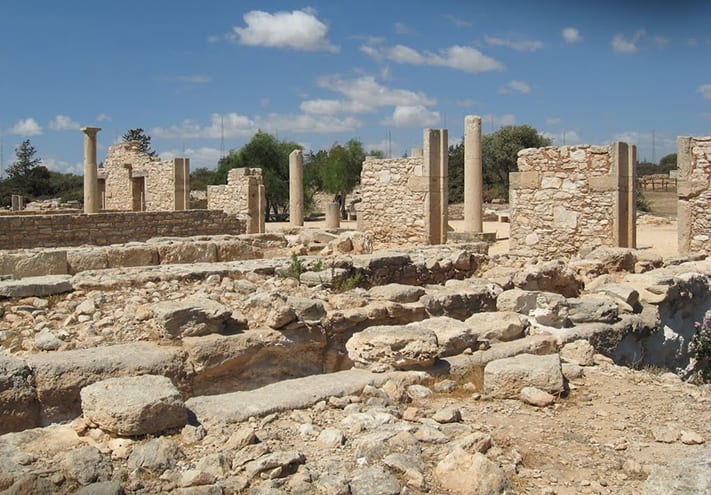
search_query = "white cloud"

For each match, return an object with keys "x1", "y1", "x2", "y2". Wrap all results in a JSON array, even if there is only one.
[
  {"x1": 455, "y1": 98, "x2": 479, "y2": 107},
  {"x1": 8, "y1": 118, "x2": 43, "y2": 136},
  {"x1": 482, "y1": 114, "x2": 517, "y2": 128},
  {"x1": 43, "y1": 157, "x2": 83, "y2": 174},
  {"x1": 364, "y1": 138, "x2": 395, "y2": 156},
  {"x1": 256, "y1": 113, "x2": 361, "y2": 134},
  {"x1": 562, "y1": 27, "x2": 582, "y2": 44},
  {"x1": 697, "y1": 84, "x2": 711, "y2": 99},
  {"x1": 231, "y1": 8, "x2": 338, "y2": 52},
  {"x1": 96, "y1": 113, "x2": 111, "y2": 122},
  {"x1": 300, "y1": 99, "x2": 373, "y2": 115},
  {"x1": 499, "y1": 80, "x2": 531, "y2": 95},
  {"x1": 49, "y1": 114, "x2": 80, "y2": 131},
  {"x1": 485, "y1": 35, "x2": 543, "y2": 52},
  {"x1": 362, "y1": 43, "x2": 504, "y2": 73},
  {"x1": 443, "y1": 14, "x2": 471, "y2": 28},
  {"x1": 611, "y1": 130, "x2": 675, "y2": 162},
  {"x1": 652, "y1": 36, "x2": 670, "y2": 48},
  {"x1": 546, "y1": 117, "x2": 562, "y2": 126},
  {"x1": 161, "y1": 147, "x2": 223, "y2": 169},
  {"x1": 543, "y1": 130, "x2": 581, "y2": 146},
  {"x1": 382, "y1": 105, "x2": 440, "y2": 128},
  {"x1": 317, "y1": 75, "x2": 436, "y2": 108},
  {"x1": 152, "y1": 113, "x2": 257, "y2": 139},
  {"x1": 394, "y1": 22, "x2": 411, "y2": 34},
  {"x1": 611, "y1": 29, "x2": 646, "y2": 54}
]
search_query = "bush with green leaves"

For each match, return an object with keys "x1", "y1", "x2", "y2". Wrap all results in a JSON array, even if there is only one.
[{"x1": 688, "y1": 309, "x2": 711, "y2": 382}]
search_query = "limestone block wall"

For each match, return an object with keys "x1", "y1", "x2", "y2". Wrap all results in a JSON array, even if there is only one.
[
  {"x1": 510, "y1": 143, "x2": 636, "y2": 258},
  {"x1": 678, "y1": 136, "x2": 711, "y2": 254},
  {"x1": 98, "y1": 142, "x2": 189, "y2": 211},
  {"x1": 0, "y1": 210, "x2": 244, "y2": 249},
  {"x1": 207, "y1": 168, "x2": 265, "y2": 234},
  {"x1": 358, "y1": 156, "x2": 428, "y2": 245}
]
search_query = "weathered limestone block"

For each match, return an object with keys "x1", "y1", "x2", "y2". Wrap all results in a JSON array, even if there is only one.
[
  {"x1": 184, "y1": 328, "x2": 327, "y2": 395},
  {"x1": 215, "y1": 240, "x2": 262, "y2": 261},
  {"x1": 434, "y1": 449, "x2": 510, "y2": 495},
  {"x1": 496, "y1": 288, "x2": 569, "y2": 327},
  {"x1": 346, "y1": 324, "x2": 439, "y2": 371},
  {"x1": 520, "y1": 386, "x2": 556, "y2": 407},
  {"x1": 566, "y1": 295, "x2": 619, "y2": 323},
  {"x1": 483, "y1": 353, "x2": 564, "y2": 398},
  {"x1": 560, "y1": 339, "x2": 596, "y2": 366},
  {"x1": 157, "y1": 242, "x2": 218, "y2": 264},
  {"x1": 106, "y1": 245, "x2": 159, "y2": 268},
  {"x1": 0, "y1": 250, "x2": 68, "y2": 278},
  {"x1": 511, "y1": 261, "x2": 583, "y2": 297},
  {"x1": 152, "y1": 297, "x2": 233, "y2": 338},
  {"x1": 585, "y1": 247, "x2": 637, "y2": 273},
  {"x1": 0, "y1": 354, "x2": 40, "y2": 434},
  {"x1": 641, "y1": 447, "x2": 711, "y2": 495},
  {"x1": 369, "y1": 283, "x2": 425, "y2": 303},
  {"x1": 422, "y1": 280, "x2": 501, "y2": 320},
  {"x1": 66, "y1": 248, "x2": 109, "y2": 274},
  {"x1": 287, "y1": 296, "x2": 327, "y2": 323},
  {"x1": 80, "y1": 375, "x2": 187, "y2": 436},
  {"x1": 411, "y1": 316, "x2": 478, "y2": 357},
  {"x1": 27, "y1": 342, "x2": 186, "y2": 423},
  {"x1": 464, "y1": 311, "x2": 526, "y2": 342},
  {"x1": 0, "y1": 275, "x2": 73, "y2": 299}
]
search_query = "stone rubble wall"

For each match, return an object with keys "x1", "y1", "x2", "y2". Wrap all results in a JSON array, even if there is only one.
[
  {"x1": 207, "y1": 168, "x2": 256, "y2": 215},
  {"x1": 510, "y1": 145, "x2": 620, "y2": 258},
  {"x1": 677, "y1": 136, "x2": 711, "y2": 254},
  {"x1": 358, "y1": 157, "x2": 428, "y2": 245},
  {"x1": 0, "y1": 210, "x2": 244, "y2": 249},
  {"x1": 99, "y1": 142, "x2": 189, "y2": 211}
]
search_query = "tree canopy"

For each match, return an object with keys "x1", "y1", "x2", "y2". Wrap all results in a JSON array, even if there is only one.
[
  {"x1": 215, "y1": 131, "x2": 302, "y2": 220},
  {"x1": 482, "y1": 125, "x2": 552, "y2": 198},
  {"x1": 122, "y1": 128, "x2": 156, "y2": 157}
]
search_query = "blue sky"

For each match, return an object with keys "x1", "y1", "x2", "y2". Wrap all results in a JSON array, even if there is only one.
[{"x1": 1, "y1": 0, "x2": 710, "y2": 176}]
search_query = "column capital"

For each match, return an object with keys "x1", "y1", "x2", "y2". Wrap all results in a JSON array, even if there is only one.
[{"x1": 81, "y1": 126, "x2": 101, "y2": 136}]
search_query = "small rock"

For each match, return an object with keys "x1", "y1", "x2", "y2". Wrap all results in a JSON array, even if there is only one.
[
  {"x1": 652, "y1": 426, "x2": 679, "y2": 443},
  {"x1": 520, "y1": 386, "x2": 556, "y2": 407},
  {"x1": 680, "y1": 430, "x2": 705, "y2": 445},
  {"x1": 433, "y1": 379, "x2": 457, "y2": 393},
  {"x1": 432, "y1": 407, "x2": 462, "y2": 424},
  {"x1": 406, "y1": 384, "x2": 432, "y2": 399},
  {"x1": 317, "y1": 428, "x2": 345, "y2": 448}
]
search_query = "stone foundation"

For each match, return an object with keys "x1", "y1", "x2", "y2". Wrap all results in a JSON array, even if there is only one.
[{"x1": 677, "y1": 136, "x2": 711, "y2": 254}]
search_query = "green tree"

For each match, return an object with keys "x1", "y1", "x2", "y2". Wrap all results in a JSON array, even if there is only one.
[
  {"x1": 4, "y1": 139, "x2": 51, "y2": 199},
  {"x1": 315, "y1": 139, "x2": 381, "y2": 217},
  {"x1": 189, "y1": 167, "x2": 219, "y2": 191},
  {"x1": 215, "y1": 131, "x2": 302, "y2": 220},
  {"x1": 659, "y1": 153, "x2": 677, "y2": 172},
  {"x1": 482, "y1": 125, "x2": 552, "y2": 199},
  {"x1": 448, "y1": 141, "x2": 464, "y2": 203},
  {"x1": 122, "y1": 128, "x2": 156, "y2": 156}
]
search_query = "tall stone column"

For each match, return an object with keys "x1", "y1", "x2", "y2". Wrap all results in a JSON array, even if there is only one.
[
  {"x1": 81, "y1": 127, "x2": 101, "y2": 214},
  {"x1": 464, "y1": 115, "x2": 483, "y2": 232},
  {"x1": 289, "y1": 149, "x2": 304, "y2": 226}
]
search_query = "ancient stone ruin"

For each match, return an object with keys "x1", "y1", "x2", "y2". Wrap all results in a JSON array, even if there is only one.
[
  {"x1": 0, "y1": 125, "x2": 709, "y2": 495},
  {"x1": 509, "y1": 142, "x2": 637, "y2": 258},
  {"x1": 677, "y1": 136, "x2": 711, "y2": 254}
]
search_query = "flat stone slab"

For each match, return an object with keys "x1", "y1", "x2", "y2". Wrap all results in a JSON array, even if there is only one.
[
  {"x1": 0, "y1": 275, "x2": 72, "y2": 299},
  {"x1": 186, "y1": 369, "x2": 388, "y2": 425},
  {"x1": 81, "y1": 375, "x2": 187, "y2": 436},
  {"x1": 152, "y1": 296, "x2": 232, "y2": 338}
]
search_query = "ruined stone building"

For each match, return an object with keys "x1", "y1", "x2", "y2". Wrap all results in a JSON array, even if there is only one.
[
  {"x1": 677, "y1": 136, "x2": 711, "y2": 254},
  {"x1": 97, "y1": 142, "x2": 190, "y2": 212},
  {"x1": 207, "y1": 168, "x2": 266, "y2": 234}
]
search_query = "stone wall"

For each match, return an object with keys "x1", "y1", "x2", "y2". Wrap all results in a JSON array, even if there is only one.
[
  {"x1": 678, "y1": 136, "x2": 711, "y2": 254},
  {"x1": 207, "y1": 168, "x2": 265, "y2": 234},
  {"x1": 509, "y1": 143, "x2": 636, "y2": 258},
  {"x1": 0, "y1": 210, "x2": 243, "y2": 249},
  {"x1": 98, "y1": 142, "x2": 189, "y2": 211},
  {"x1": 358, "y1": 129, "x2": 448, "y2": 246}
]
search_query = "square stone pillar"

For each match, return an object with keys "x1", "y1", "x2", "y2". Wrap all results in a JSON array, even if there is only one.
[
  {"x1": 289, "y1": 149, "x2": 304, "y2": 226},
  {"x1": 424, "y1": 129, "x2": 448, "y2": 244}
]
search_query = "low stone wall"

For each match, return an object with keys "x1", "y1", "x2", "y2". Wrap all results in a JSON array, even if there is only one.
[
  {"x1": 510, "y1": 143, "x2": 635, "y2": 258},
  {"x1": 207, "y1": 168, "x2": 265, "y2": 233},
  {"x1": 677, "y1": 136, "x2": 711, "y2": 254},
  {"x1": 0, "y1": 210, "x2": 244, "y2": 249}
]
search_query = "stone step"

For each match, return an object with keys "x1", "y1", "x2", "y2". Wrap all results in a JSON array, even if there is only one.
[
  {"x1": 186, "y1": 369, "x2": 389, "y2": 425},
  {"x1": 0, "y1": 275, "x2": 72, "y2": 299}
]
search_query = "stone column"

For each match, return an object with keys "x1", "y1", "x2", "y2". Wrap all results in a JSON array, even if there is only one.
[
  {"x1": 464, "y1": 115, "x2": 483, "y2": 232},
  {"x1": 289, "y1": 149, "x2": 304, "y2": 226},
  {"x1": 81, "y1": 127, "x2": 101, "y2": 214},
  {"x1": 325, "y1": 202, "x2": 340, "y2": 228},
  {"x1": 424, "y1": 129, "x2": 443, "y2": 245}
]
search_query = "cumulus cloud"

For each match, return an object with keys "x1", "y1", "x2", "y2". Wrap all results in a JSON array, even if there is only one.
[
  {"x1": 482, "y1": 113, "x2": 516, "y2": 128},
  {"x1": 443, "y1": 14, "x2": 471, "y2": 28},
  {"x1": 96, "y1": 113, "x2": 112, "y2": 122},
  {"x1": 152, "y1": 113, "x2": 257, "y2": 139},
  {"x1": 499, "y1": 80, "x2": 531, "y2": 95},
  {"x1": 8, "y1": 118, "x2": 43, "y2": 136},
  {"x1": 49, "y1": 114, "x2": 81, "y2": 131},
  {"x1": 42, "y1": 157, "x2": 83, "y2": 175},
  {"x1": 699, "y1": 84, "x2": 711, "y2": 99},
  {"x1": 394, "y1": 22, "x2": 411, "y2": 34},
  {"x1": 256, "y1": 113, "x2": 361, "y2": 134},
  {"x1": 484, "y1": 35, "x2": 543, "y2": 52},
  {"x1": 231, "y1": 8, "x2": 338, "y2": 52},
  {"x1": 611, "y1": 29, "x2": 646, "y2": 54},
  {"x1": 300, "y1": 99, "x2": 373, "y2": 115},
  {"x1": 361, "y1": 42, "x2": 504, "y2": 73},
  {"x1": 612, "y1": 130, "x2": 675, "y2": 161},
  {"x1": 562, "y1": 27, "x2": 582, "y2": 44},
  {"x1": 382, "y1": 105, "x2": 440, "y2": 128},
  {"x1": 317, "y1": 75, "x2": 436, "y2": 108},
  {"x1": 160, "y1": 147, "x2": 223, "y2": 169}
]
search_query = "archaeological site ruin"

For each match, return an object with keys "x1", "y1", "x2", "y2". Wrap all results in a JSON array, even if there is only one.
[{"x1": 0, "y1": 119, "x2": 709, "y2": 494}]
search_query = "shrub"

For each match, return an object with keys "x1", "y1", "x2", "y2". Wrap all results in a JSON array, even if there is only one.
[{"x1": 688, "y1": 309, "x2": 711, "y2": 382}]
